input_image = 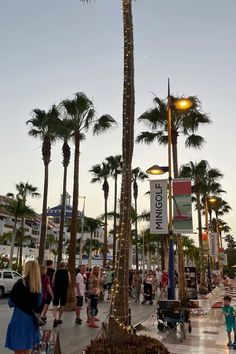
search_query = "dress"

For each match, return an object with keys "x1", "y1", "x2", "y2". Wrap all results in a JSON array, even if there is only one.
[{"x1": 5, "y1": 298, "x2": 41, "y2": 350}]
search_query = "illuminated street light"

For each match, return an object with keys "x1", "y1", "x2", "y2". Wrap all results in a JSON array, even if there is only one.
[
  {"x1": 174, "y1": 98, "x2": 193, "y2": 110},
  {"x1": 146, "y1": 165, "x2": 169, "y2": 175}
]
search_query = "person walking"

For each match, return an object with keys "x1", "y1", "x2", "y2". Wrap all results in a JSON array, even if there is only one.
[
  {"x1": 87, "y1": 266, "x2": 100, "y2": 328},
  {"x1": 52, "y1": 261, "x2": 71, "y2": 328},
  {"x1": 133, "y1": 270, "x2": 142, "y2": 303},
  {"x1": 5, "y1": 260, "x2": 42, "y2": 354},
  {"x1": 104, "y1": 266, "x2": 113, "y2": 300},
  {"x1": 40, "y1": 260, "x2": 55, "y2": 321},
  {"x1": 40, "y1": 265, "x2": 54, "y2": 322},
  {"x1": 75, "y1": 265, "x2": 87, "y2": 325}
]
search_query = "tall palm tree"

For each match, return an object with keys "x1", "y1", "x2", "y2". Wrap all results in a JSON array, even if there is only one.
[
  {"x1": 26, "y1": 106, "x2": 60, "y2": 264},
  {"x1": 55, "y1": 118, "x2": 72, "y2": 267},
  {"x1": 80, "y1": 0, "x2": 135, "y2": 335},
  {"x1": 4, "y1": 198, "x2": 34, "y2": 268},
  {"x1": 60, "y1": 92, "x2": 116, "y2": 307},
  {"x1": 106, "y1": 155, "x2": 122, "y2": 268},
  {"x1": 15, "y1": 182, "x2": 40, "y2": 269},
  {"x1": 132, "y1": 167, "x2": 148, "y2": 270},
  {"x1": 90, "y1": 162, "x2": 110, "y2": 268},
  {"x1": 84, "y1": 217, "x2": 102, "y2": 268},
  {"x1": 179, "y1": 160, "x2": 223, "y2": 291}
]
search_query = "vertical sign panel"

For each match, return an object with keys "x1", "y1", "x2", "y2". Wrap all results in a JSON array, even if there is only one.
[
  {"x1": 173, "y1": 178, "x2": 193, "y2": 233},
  {"x1": 150, "y1": 180, "x2": 168, "y2": 234},
  {"x1": 209, "y1": 232, "x2": 219, "y2": 258}
]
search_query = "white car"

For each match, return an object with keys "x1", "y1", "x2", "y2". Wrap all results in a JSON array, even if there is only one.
[{"x1": 0, "y1": 270, "x2": 22, "y2": 298}]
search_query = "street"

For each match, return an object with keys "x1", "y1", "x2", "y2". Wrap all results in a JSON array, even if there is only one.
[{"x1": 0, "y1": 296, "x2": 155, "y2": 354}]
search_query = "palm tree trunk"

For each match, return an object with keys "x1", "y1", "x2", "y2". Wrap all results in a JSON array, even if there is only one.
[
  {"x1": 134, "y1": 196, "x2": 139, "y2": 269},
  {"x1": 9, "y1": 219, "x2": 17, "y2": 269},
  {"x1": 38, "y1": 163, "x2": 49, "y2": 264},
  {"x1": 88, "y1": 231, "x2": 93, "y2": 268},
  {"x1": 67, "y1": 133, "x2": 80, "y2": 308},
  {"x1": 109, "y1": 0, "x2": 134, "y2": 339},
  {"x1": 103, "y1": 195, "x2": 108, "y2": 268},
  {"x1": 57, "y1": 164, "x2": 68, "y2": 268},
  {"x1": 196, "y1": 190, "x2": 206, "y2": 291},
  {"x1": 112, "y1": 174, "x2": 118, "y2": 268},
  {"x1": 172, "y1": 142, "x2": 178, "y2": 178}
]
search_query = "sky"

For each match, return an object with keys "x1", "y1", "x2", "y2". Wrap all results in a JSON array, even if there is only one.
[{"x1": 0, "y1": 0, "x2": 236, "y2": 240}]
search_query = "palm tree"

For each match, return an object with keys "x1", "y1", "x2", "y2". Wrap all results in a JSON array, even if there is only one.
[
  {"x1": 80, "y1": 0, "x2": 135, "y2": 336},
  {"x1": 136, "y1": 95, "x2": 211, "y2": 176},
  {"x1": 60, "y1": 92, "x2": 116, "y2": 307},
  {"x1": 179, "y1": 160, "x2": 223, "y2": 291},
  {"x1": 55, "y1": 118, "x2": 72, "y2": 267},
  {"x1": 106, "y1": 155, "x2": 122, "y2": 268},
  {"x1": 4, "y1": 199, "x2": 35, "y2": 270},
  {"x1": 7, "y1": 183, "x2": 39, "y2": 269},
  {"x1": 90, "y1": 162, "x2": 110, "y2": 267},
  {"x1": 84, "y1": 217, "x2": 102, "y2": 268},
  {"x1": 26, "y1": 106, "x2": 60, "y2": 264},
  {"x1": 132, "y1": 167, "x2": 148, "y2": 269},
  {"x1": 15, "y1": 182, "x2": 40, "y2": 269}
]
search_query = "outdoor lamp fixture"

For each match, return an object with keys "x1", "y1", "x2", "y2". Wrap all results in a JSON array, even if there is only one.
[
  {"x1": 147, "y1": 79, "x2": 193, "y2": 300},
  {"x1": 208, "y1": 196, "x2": 218, "y2": 204},
  {"x1": 174, "y1": 98, "x2": 193, "y2": 110},
  {"x1": 146, "y1": 165, "x2": 169, "y2": 175}
]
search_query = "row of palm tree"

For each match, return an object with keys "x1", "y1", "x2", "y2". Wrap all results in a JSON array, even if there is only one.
[
  {"x1": 89, "y1": 156, "x2": 148, "y2": 269},
  {"x1": 26, "y1": 93, "x2": 117, "y2": 307}
]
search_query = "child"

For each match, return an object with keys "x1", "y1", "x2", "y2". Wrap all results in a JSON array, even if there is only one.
[{"x1": 222, "y1": 295, "x2": 236, "y2": 347}]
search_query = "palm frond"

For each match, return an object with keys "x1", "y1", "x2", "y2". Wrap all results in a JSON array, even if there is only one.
[
  {"x1": 93, "y1": 115, "x2": 117, "y2": 135},
  {"x1": 185, "y1": 134, "x2": 205, "y2": 149}
]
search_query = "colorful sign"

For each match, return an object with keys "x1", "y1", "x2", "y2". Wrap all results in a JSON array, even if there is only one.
[
  {"x1": 150, "y1": 180, "x2": 168, "y2": 234},
  {"x1": 173, "y1": 179, "x2": 193, "y2": 233}
]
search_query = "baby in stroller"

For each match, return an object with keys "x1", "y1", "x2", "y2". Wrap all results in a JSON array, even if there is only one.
[{"x1": 142, "y1": 270, "x2": 154, "y2": 305}]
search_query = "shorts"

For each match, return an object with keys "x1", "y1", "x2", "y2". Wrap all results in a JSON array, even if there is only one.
[
  {"x1": 53, "y1": 292, "x2": 67, "y2": 307},
  {"x1": 226, "y1": 321, "x2": 235, "y2": 332},
  {"x1": 76, "y1": 296, "x2": 84, "y2": 307},
  {"x1": 45, "y1": 294, "x2": 52, "y2": 305}
]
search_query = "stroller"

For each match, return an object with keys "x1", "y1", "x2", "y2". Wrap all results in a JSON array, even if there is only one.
[{"x1": 142, "y1": 282, "x2": 154, "y2": 305}]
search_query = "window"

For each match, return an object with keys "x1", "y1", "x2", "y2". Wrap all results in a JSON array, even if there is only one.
[
  {"x1": 0, "y1": 273, "x2": 2, "y2": 279},
  {"x1": 13, "y1": 272, "x2": 21, "y2": 278},
  {"x1": 3, "y1": 272, "x2": 12, "y2": 279}
]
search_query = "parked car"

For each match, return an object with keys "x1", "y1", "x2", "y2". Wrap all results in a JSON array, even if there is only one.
[{"x1": 0, "y1": 269, "x2": 22, "y2": 298}]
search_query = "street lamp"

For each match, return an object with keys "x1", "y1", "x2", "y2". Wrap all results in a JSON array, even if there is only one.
[{"x1": 147, "y1": 79, "x2": 193, "y2": 300}]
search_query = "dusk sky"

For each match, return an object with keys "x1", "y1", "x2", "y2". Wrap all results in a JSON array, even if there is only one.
[{"x1": 1, "y1": 0, "x2": 235, "y2": 239}]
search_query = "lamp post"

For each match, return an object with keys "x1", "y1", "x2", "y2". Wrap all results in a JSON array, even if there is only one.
[
  {"x1": 79, "y1": 196, "x2": 86, "y2": 266},
  {"x1": 147, "y1": 79, "x2": 193, "y2": 300}
]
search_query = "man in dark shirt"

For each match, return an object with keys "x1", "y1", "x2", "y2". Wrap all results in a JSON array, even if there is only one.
[{"x1": 52, "y1": 261, "x2": 71, "y2": 327}]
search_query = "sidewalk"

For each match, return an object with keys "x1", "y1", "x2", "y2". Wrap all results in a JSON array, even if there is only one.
[
  {"x1": 0, "y1": 298, "x2": 155, "y2": 354},
  {"x1": 137, "y1": 285, "x2": 236, "y2": 354}
]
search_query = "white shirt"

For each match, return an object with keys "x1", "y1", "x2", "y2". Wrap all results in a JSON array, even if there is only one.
[{"x1": 76, "y1": 272, "x2": 86, "y2": 297}]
